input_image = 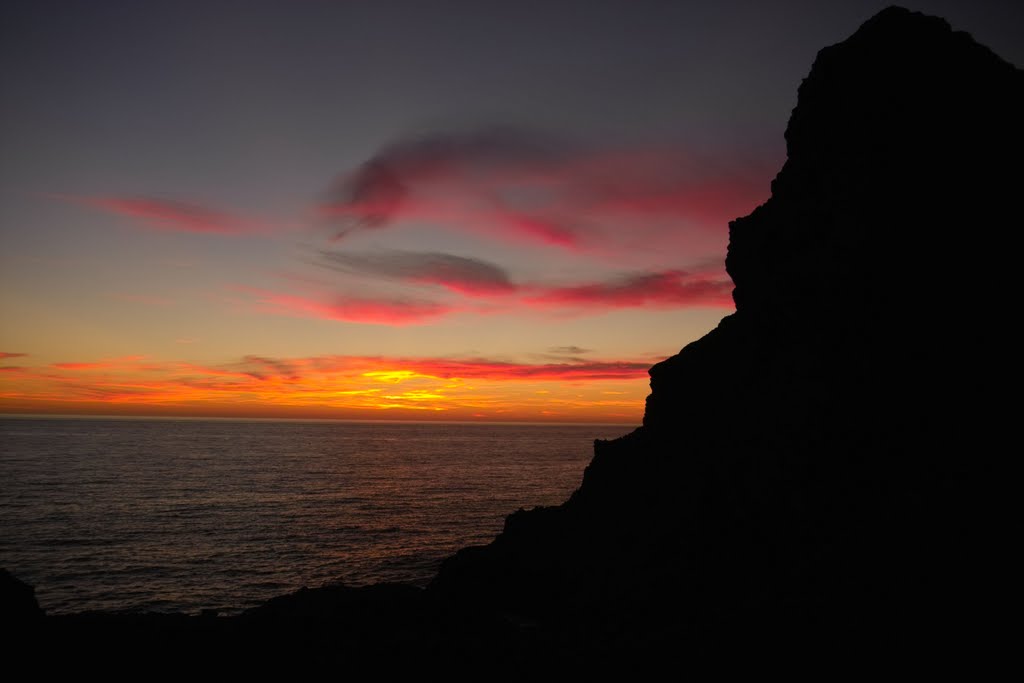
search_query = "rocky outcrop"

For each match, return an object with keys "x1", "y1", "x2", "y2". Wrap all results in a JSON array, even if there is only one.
[
  {"x1": 431, "y1": 6, "x2": 1022, "y2": 645},
  {"x1": 1, "y1": 568, "x2": 44, "y2": 622}
]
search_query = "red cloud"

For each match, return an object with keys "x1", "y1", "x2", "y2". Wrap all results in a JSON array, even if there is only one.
[
  {"x1": 52, "y1": 362, "x2": 110, "y2": 370},
  {"x1": 322, "y1": 128, "x2": 771, "y2": 254},
  {"x1": 523, "y1": 270, "x2": 733, "y2": 309},
  {"x1": 73, "y1": 196, "x2": 265, "y2": 235},
  {"x1": 257, "y1": 291, "x2": 455, "y2": 326},
  {"x1": 0, "y1": 352, "x2": 27, "y2": 359},
  {"x1": 17, "y1": 353, "x2": 651, "y2": 389},
  {"x1": 191, "y1": 354, "x2": 652, "y2": 383},
  {"x1": 253, "y1": 262, "x2": 731, "y2": 326},
  {"x1": 51, "y1": 355, "x2": 148, "y2": 370},
  {"x1": 1, "y1": 350, "x2": 661, "y2": 422},
  {"x1": 312, "y1": 247, "x2": 734, "y2": 314},
  {"x1": 381, "y1": 357, "x2": 651, "y2": 381}
]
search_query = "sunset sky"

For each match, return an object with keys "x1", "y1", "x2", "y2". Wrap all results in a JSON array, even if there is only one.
[{"x1": 2, "y1": 1, "x2": 1020, "y2": 422}]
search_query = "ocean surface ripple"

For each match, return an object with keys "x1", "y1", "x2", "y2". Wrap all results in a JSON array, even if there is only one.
[{"x1": 0, "y1": 417, "x2": 627, "y2": 614}]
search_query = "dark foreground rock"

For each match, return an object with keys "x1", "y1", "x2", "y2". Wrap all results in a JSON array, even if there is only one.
[
  {"x1": 8, "y1": 6, "x2": 1020, "y2": 669},
  {"x1": 431, "y1": 5, "x2": 1020, "y2": 647},
  {"x1": 1, "y1": 568, "x2": 44, "y2": 623}
]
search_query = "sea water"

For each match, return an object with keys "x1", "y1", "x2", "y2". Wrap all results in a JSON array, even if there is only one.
[{"x1": 0, "y1": 416, "x2": 628, "y2": 615}]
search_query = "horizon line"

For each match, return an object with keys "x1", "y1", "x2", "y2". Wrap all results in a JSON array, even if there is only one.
[{"x1": 0, "y1": 412, "x2": 639, "y2": 428}]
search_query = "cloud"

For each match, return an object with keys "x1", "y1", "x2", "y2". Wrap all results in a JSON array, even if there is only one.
[
  {"x1": 52, "y1": 362, "x2": 110, "y2": 370},
  {"x1": 256, "y1": 259, "x2": 730, "y2": 326},
  {"x1": 318, "y1": 249, "x2": 516, "y2": 296},
  {"x1": 384, "y1": 357, "x2": 650, "y2": 382},
  {"x1": 523, "y1": 270, "x2": 732, "y2": 309},
  {"x1": 240, "y1": 355, "x2": 300, "y2": 381},
  {"x1": 183, "y1": 353, "x2": 652, "y2": 383},
  {"x1": 320, "y1": 127, "x2": 769, "y2": 253},
  {"x1": 173, "y1": 354, "x2": 649, "y2": 383},
  {"x1": 254, "y1": 290, "x2": 455, "y2": 326},
  {"x1": 0, "y1": 350, "x2": 658, "y2": 421},
  {"x1": 316, "y1": 247, "x2": 732, "y2": 310},
  {"x1": 327, "y1": 127, "x2": 571, "y2": 233},
  {"x1": 0, "y1": 352, "x2": 27, "y2": 359},
  {"x1": 73, "y1": 196, "x2": 265, "y2": 235},
  {"x1": 548, "y1": 346, "x2": 592, "y2": 355},
  {"x1": 51, "y1": 355, "x2": 147, "y2": 370}
]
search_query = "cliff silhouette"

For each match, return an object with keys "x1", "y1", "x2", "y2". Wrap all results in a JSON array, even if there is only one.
[
  {"x1": 7, "y1": 7, "x2": 1020, "y2": 667},
  {"x1": 428, "y1": 7, "x2": 1021, "y2": 648}
]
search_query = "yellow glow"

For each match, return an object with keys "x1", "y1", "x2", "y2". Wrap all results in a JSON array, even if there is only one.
[
  {"x1": 0, "y1": 354, "x2": 651, "y2": 423},
  {"x1": 362, "y1": 370, "x2": 437, "y2": 382}
]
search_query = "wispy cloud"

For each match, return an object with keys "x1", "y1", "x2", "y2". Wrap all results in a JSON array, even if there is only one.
[
  {"x1": 51, "y1": 355, "x2": 147, "y2": 370},
  {"x1": 48, "y1": 353, "x2": 652, "y2": 383},
  {"x1": 69, "y1": 196, "x2": 267, "y2": 235},
  {"x1": 0, "y1": 352, "x2": 28, "y2": 360},
  {"x1": 309, "y1": 245, "x2": 733, "y2": 318},
  {"x1": 321, "y1": 127, "x2": 769, "y2": 253},
  {"x1": 522, "y1": 270, "x2": 733, "y2": 309},
  {"x1": 548, "y1": 346, "x2": 592, "y2": 356},
  {"x1": 318, "y1": 249, "x2": 516, "y2": 296},
  {"x1": 257, "y1": 255, "x2": 731, "y2": 326},
  {"x1": 350, "y1": 356, "x2": 651, "y2": 382},
  {"x1": 1, "y1": 351, "x2": 658, "y2": 421},
  {"x1": 254, "y1": 290, "x2": 456, "y2": 326}
]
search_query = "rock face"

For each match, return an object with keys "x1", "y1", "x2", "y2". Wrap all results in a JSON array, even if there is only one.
[
  {"x1": 431, "y1": 7, "x2": 1022, "y2": 643},
  {"x1": 1, "y1": 568, "x2": 44, "y2": 622}
]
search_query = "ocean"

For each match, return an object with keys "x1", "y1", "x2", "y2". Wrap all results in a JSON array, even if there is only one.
[{"x1": 0, "y1": 416, "x2": 630, "y2": 615}]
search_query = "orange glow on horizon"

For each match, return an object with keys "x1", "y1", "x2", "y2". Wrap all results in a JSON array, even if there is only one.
[{"x1": 0, "y1": 353, "x2": 654, "y2": 423}]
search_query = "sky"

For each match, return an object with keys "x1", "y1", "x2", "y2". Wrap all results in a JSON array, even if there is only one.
[{"x1": 1, "y1": 1, "x2": 1021, "y2": 423}]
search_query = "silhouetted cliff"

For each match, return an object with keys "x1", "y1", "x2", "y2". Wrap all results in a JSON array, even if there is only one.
[{"x1": 431, "y1": 6, "x2": 1022, "y2": 646}]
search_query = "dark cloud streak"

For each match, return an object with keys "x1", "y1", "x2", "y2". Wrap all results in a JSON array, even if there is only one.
[
  {"x1": 321, "y1": 126, "x2": 769, "y2": 251},
  {"x1": 319, "y1": 249, "x2": 516, "y2": 296}
]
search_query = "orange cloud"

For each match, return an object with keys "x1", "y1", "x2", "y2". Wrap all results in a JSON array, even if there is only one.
[
  {"x1": 51, "y1": 355, "x2": 147, "y2": 370},
  {"x1": 1, "y1": 353, "x2": 658, "y2": 422}
]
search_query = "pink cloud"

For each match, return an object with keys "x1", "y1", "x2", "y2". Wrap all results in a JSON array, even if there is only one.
[
  {"x1": 256, "y1": 291, "x2": 455, "y2": 326},
  {"x1": 379, "y1": 357, "x2": 651, "y2": 381},
  {"x1": 322, "y1": 128, "x2": 771, "y2": 253},
  {"x1": 314, "y1": 248, "x2": 734, "y2": 314},
  {"x1": 190, "y1": 353, "x2": 653, "y2": 383},
  {"x1": 522, "y1": 270, "x2": 733, "y2": 309},
  {"x1": 71, "y1": 196, "x2": 266, "y2": 235}
]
